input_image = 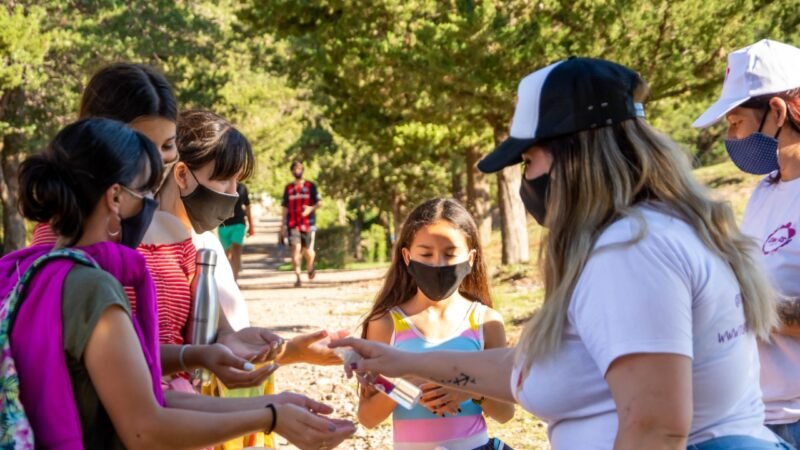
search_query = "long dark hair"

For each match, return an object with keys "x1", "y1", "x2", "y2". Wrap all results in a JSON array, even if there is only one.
[
  {"x1": 19, "y1": 118, "x2": 162, "y2": 245},
  {"x1": 361, "y1": 198, "x2": 492, "y2": 338},
  {"x1": 79, "y1": 63, "x2": 177, "y2": 123},
  {"x1": 176, "y1": 110, "x2": 255, "y2": 181}
]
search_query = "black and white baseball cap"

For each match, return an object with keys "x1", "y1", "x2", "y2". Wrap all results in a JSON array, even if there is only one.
[{"x1": 478, "y1": 57, "x2": 645, "y2": 173}]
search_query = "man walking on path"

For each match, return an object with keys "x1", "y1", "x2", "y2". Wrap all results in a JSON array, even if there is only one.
[
  {"x1": 219, "y1": 182, "x2": 255, "y2": 281},
  {"x1": 281, "y1": 160, "x2": 321, "y2": 287}
]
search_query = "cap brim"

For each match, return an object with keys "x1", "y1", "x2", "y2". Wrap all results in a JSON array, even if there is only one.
[
  {"x1": 693, "y1": 96, "x2": 750, "y2": 128},
  {"x1": 477, "y1": 137, "x2": 537, "y2": 173}
]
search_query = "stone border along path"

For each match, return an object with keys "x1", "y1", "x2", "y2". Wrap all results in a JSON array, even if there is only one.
[{"x1": 238, "y1": 217, "x2": 393, "y2": 449}]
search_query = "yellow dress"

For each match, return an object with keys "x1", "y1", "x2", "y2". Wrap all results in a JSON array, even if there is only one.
[{"x1": 202, "y1": 373, "x2": 276, "y2": 450}]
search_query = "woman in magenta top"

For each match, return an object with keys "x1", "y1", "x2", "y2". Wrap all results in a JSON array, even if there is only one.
[{"x1": 4, "y1": 118, "x2": 355, "y2": 449}]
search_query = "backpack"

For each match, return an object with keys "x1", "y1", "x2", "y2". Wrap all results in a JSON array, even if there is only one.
[{"x1": 0, "y1": 249, "x2": 98, "y2": 450}]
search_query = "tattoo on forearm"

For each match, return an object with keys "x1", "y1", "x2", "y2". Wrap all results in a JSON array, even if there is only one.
[
  {"x1": 438, "y1": 372, "x2": 477, "y2": 387},
  {"x1": 778, "y1": 298, "x2": 800, "y2": 327}
]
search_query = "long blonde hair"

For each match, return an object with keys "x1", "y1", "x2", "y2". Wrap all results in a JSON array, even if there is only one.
[{"x1": 514, "y1": 116, "x2": 778, "y2": 377}]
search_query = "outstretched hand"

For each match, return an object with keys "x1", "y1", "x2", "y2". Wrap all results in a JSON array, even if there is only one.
[
  {"x1": 270, "y1": 391, "x2": 335, "y2": 415},
  {"x1": 273, "y1": 403, "x2": 355, "y2": 450},
  {"x1": 328, "y1": 337, "x2": 410, "y2": 379},
  {"x1": 202, "y1": 343, "x2": 279, "y2": 389},
  {"x1": 217, "y1": 327, "x2": 285, "y2": 364},
  {"x1": 278, "y1": 329, "x2": 350, "y2": 366},
  {"x1": 418, "y1": 383, "x2": 471, "y2": 416}
]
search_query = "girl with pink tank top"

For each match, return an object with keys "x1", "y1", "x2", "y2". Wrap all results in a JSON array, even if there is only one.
[{"x1": 357, "y1": 199, "x2": 515, "y2": 450}]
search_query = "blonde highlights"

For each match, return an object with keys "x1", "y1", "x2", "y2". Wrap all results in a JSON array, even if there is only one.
[{"x1": 514, "y1": 118, "x2": 778, "y2": 376}]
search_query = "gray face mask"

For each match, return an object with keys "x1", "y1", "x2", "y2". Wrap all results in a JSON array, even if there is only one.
[{"x1": 180, "y1": 171, "x2": 239, "y2": 233}]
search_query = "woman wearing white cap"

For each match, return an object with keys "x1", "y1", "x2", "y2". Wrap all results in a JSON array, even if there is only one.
[
  {"x1": 332, "y1": 57, "x2": 790, "y2": 449},
  {"x1": 694, "y1": 39, "x2": 800, "y2": 447}
]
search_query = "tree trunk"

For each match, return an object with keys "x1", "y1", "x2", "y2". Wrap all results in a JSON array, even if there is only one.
[
  {"x1": 0, "y1": 88, "x2": 28, "y2": 255},
  {"x1": 2, "y1": 132, "x2": 27, "y2": 255},
  {"x1": 465, "y1": 146, "x2": 492, "y2": 246},
  {"x1": 391, "y1": 191, "x2": 406, "y2": 240},
  {"x1": 336, "y1": 198, "x2": 347, "y2": 225},
  {"x1": 352, "y1": 206, "x2": 364, "y2": 261},
  {"x1": 384, "y1": 211, "x2": 394, "y2": 261},
  {"x1": 493, "y1": 126, "x2": 529, "y2": 264},
  {"x1": 451, "y1": 158, "x2": 467, "y2": 205}
]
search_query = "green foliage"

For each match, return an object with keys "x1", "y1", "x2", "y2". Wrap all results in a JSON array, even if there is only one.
[
  {"x1": 0, "y1": 4, "x2": 50, "y2": 138},
  {"x1": 3, "y1": 0, "x2": 800, "y2": 251},
  {"x1": 314, "y1": 224, "x2": 352, "y2": 268},
  {"x1": 0, "y1": 5, "x2": 49, "y2": 93},
  {"x1": 241, "y1": 0, "x2": 799, "y2": 208},
  {"x1": 362, "y1": 223, "x2": 389, "y2": 263}
]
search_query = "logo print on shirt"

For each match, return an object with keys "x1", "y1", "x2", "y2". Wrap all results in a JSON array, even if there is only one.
[{"x1": 762, "y1": 222, "x2": 796, "y2": 255}]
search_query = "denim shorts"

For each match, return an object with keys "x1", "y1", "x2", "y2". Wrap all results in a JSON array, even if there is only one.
[
  {"x1": 687, "y1": 435, "x2": 795, "y2": 450},
  {"x1": 768, "y1": 422, "x2": 800, "y2": 449}
]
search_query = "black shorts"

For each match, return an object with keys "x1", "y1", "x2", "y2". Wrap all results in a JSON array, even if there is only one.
[{"x1": 289, "y1": 229, "x2": 316, "y2": 249}]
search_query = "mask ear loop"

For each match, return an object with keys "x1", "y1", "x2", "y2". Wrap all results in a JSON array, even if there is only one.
[
  {"x1": 756, "y1": 107, "x2": 784, "y2": 140},
  {"x1": 188, "y1": 169, "x2": 202, "y2": 184},
  {"x1": 757, "y1": 108, "x2": 770, "y2": 133},
  {"x1": 180, "y1": 168, "x2": 204, "y2": 198}
]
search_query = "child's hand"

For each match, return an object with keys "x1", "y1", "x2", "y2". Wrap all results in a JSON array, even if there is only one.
[{"x1": 419, "y1": 382, "x2": 471, "y2": 416}]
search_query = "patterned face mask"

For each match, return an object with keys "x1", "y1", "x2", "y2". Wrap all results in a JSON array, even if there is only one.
[{"x1": 724, "y1": 109, "x2": 783, "y2": 175}]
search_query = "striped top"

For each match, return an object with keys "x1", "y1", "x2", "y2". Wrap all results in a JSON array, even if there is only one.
[
  {"x1": 128, "y1": 239, "x2": 196, "y2": 344},
  {"x1": 390, "y1": 302, "x2": 489, "y2": 450},
  {"x1": 31, "y1": 223, "x2": 58, "y2": 246},
  {"x1": 29, "y1": 222, "x2": 196, "y2": 344},
  {"x1": 281, "y1": 180, "x2": 319, "y2": 232}
]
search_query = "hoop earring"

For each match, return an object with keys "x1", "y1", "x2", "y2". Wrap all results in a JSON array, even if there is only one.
[{"x1": 107, "y1": 214, "x2": 122, "y2": 238}]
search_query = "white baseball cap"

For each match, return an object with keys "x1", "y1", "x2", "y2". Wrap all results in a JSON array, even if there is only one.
[{"x1": 693, "y1": 39, "x2": 800, "y2": 128}]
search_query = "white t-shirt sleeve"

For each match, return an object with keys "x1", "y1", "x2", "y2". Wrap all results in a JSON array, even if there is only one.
[
  {"x1": 570, "y1": 232, "x2": 694, "y2": 376},
  {"x1": 193, "y1": 231, "x2": 251, "y2": 331}
]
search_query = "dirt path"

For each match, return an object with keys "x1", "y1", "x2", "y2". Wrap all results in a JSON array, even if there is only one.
[{"x1": 238, "y1": 217, "x2": 392, "y2": 449}]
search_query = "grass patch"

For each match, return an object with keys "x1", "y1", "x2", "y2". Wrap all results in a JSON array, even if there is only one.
[
  {"x1": 492, "y1": 407, "x2": 550, "y2": 450},
  {"x1": 694, "y1": 160, "x2": 762, "y2": 219}
]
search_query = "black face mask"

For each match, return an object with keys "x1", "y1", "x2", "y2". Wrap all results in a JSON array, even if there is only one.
[
  {"x1": 519, "y1": 174, "x2": 550, "y2": 226},
  {"x1": 121, "y1": 197, "x2": 158, "y2": 249},
  {"x1": 406, "y1": 259, "x2": 472, "y2": 301},
  {"x1": 180, "y1": 171, "x2": 239, "y2": 233}
]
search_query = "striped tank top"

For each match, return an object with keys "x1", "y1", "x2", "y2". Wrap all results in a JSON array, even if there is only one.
[{"x1": 390, "y1": 302, "x2": 490, "y2": 450}]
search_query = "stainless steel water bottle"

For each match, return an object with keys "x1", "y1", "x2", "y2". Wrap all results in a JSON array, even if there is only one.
[{"x1": 185, "y1": 248, "x2": 220, "y2": 383}]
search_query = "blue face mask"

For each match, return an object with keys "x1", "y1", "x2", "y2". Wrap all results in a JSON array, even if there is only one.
[{"x1": 724, "y1": 110, "x2": 783, "y2": 175}]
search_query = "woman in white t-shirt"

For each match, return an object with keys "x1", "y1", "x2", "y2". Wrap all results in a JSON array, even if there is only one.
[
  {"x1": 693, "y1": 40, "x2": 800, "y2": 447},
  {"x1": 332, "y1": 57, "x2": 790, "y2": 450}
]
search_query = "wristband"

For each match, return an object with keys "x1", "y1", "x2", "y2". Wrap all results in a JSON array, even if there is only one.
[
  {"x1": 178, "y1": 345, "x2": 190, "y2": 373},
  {"x1": 265, "y1": 403, "x2": 277, "y2": 434}
]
